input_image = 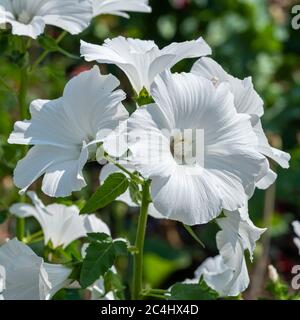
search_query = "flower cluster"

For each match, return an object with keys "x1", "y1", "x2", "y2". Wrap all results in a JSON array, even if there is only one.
[{"x1": 0, "y1": 0, "x2": 291, "y2": 300}]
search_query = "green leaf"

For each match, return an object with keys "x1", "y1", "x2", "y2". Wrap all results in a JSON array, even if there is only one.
[
  {"x1": 81, "y1": 173, "x2": 129, "y2": 214},
  {"x1": 104, "y1": 270, "x2": 126, "y2": 300},
  {"x1": 79, "y1": 235, "x2": 128, "y2": 288},
  {"x1": 87, "y1": 232, "x2": 112, "y2": 243},
  {"x1": 168, "y1": 281, "x2": 219, "y2": 300},
  {"x1": 128, "y1": 180, "x2": 142, "y2": 205}
]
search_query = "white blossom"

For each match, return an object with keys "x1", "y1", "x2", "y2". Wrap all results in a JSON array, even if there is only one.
[
  {"x1": 195, "y1": 210, "x2": 266, "y2": 296},
  {"x1": 292, "y1": 221, "x2": 300, "y2": 255},
  {"x1": 0, "y1": 0, "x2": 93, "y2": 39},
  {"x1": 8, "y1": 66, "x2": 128, "y2": 197},
  {"x1": 80, "y1": 36, "x2": 211, "y2": 94},
  {"x1": 10, "y1": 191, "x2": 110, "y2": 249},
  {"x1": 91, "y1": 0, "x2": 151, "y2": 18},
  {"x1": 121, "y1": 71, "x2": 268, "y2": 225},
  {"x1": 191, "y1": 57, "x2": 290, "y2": 189},
  {"x1": 0, "y1": 239, "x2": 71, "y2": 300}
]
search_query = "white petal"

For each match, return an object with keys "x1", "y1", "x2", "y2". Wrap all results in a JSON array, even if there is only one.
[
  {"x1": 253, "y1": 119, "x2": 290, "y2": 169},
  {"x1": 37, "y1": 0, "x2": 92, "y2": 35},
  {"x1": 11, "y1": 191, "x2": 111, "y2": 248},
  {"x1": 151, "y1": 168, "x2": 224, "y2": 225},
  {"x1": 42, "y1": 263, "x2": 71, "y2": 300},
  {"x1": 0, "y1": 239, "x2": 70, "y2": 300},
  {"x1": 62, "y1": 66, "x2": 127, "y2": 138},
  {"x1": 191, "y1": 57, "x2": 264, "y2": 117},
  {"x1": 8, "y1": 98, "x2": 83, "y2": 147},
  {"x1": 161, "y1": 37, "x2": 211, "y2": 65},
  {"x1": 7, "y1": 16, "x2": 45, "y2": 39},
  {"x1": 195, "y1": 255, "x2": 247, "y2": 297},
  {"x1": 92, "y1": 0, "x2": 151, "y2": 18}
]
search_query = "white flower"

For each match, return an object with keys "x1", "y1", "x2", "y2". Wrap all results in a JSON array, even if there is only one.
[
  {"x1": 122, "y1": 71, "x2": 268, "y2": 225},
  {"x1": 100, "y1": 163, "x2": 164, "y2": 219},
  {"x1": 10, "y1": 191, "x2": 110, "y2": 249},
  {"x1": 0, "y1": 239, "x2": 71, "y2": 300},
  {"x1": 8, "y1": 66, "x2": 128, "y2": 197},
  {"x1": 91, "y1": 0, "x2": 151, "y2": 18},
  {"x1": 268, "y1": 264, "x2": 279, "y2": 283},
  {"x1": 80, "y1": 36, "x2": 211, "y2": 94},
  {"x1": 0, "y1": 265, "x2": 5, "y2": 300},
  {"x1": 292, "y1": 221, "x2": 300, "y2": 255},
  {"x1": 195, "y1": 210, "x2": 266, "y2": 296},
  {"x1": 191, "y1": 57, "x2": 290, "y2": 189},
  {"x1": 0, "y1": 0, "x2": 93, "y2": 39}
]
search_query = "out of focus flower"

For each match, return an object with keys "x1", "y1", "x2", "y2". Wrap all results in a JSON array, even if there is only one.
[
  {"x1": 191, "y1": 57, "x2": 290, "y2": 189},
  {"x1": 0, "y1": 0, "x2": 93, "y2": 39},
  {"x1": 0, "y1": 239, "x2": 71, "y2": 300},
  {"x1": 8, "y1": 66, "x2": 128, "y2": 197},
  {"x1": 0, "y1": 265, "x2": 5, "y2": 300},
  {"x1": 92, "y1": 0, "x2": 151, "y2": 18},
  {"x1": 80, "y1": 36, "x2": 211, "y2": 94},
  {"x1": 10, "y1": 191, "x2": 110, "y2": 248},
  {"x1": 268, "y1": 264, "x2": 279, "y2": 283},
  {"x1": 123, "y1": 71, "x2": 268, "y2": 225}
]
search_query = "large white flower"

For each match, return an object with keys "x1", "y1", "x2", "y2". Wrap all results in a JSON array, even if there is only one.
[
  {"x1": 191, "y1": 57, "x2": 290, "y2": 189},
  {"x1": 10, "y1": 191, "x2": 110, "y2": 249},
  {"x1": 122, "y1": 71, "x2": 268, "y2": 225},
  {"x1": 292, "y1": 221, "x2": 300, "y2": 255},
  {"x1": 8, "y1": 66, "x2": 128, "y2": 197},
  {"x1": 0, "y1": 239, "x2": 71, "y2": 300},
  {"x1": 80, "y1": 36, "x2": 211, "y2": 94},
  {"x1": 0, "y1": 0, "x2": 93, "y2": 39},
  {"x1": 195, "y1": 210, "x2": 266, "y2": 296},
  {"x1": 91, "y1": 0, "x2": 151, "y2": 18}
]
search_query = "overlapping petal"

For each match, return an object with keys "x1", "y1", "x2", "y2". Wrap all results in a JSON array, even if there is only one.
[
  {"x1": 191, "y1": 57, "x2": 290, "y2": 189},
  {"x1": 124, "y1": 71, "x2": 268, "y2": 225},
  {"x1": 8, "y1": 66, "x2": 128, "y2": 197},
  {"x1": 81, "y1": 36, "x2": 211, "y2": 93},
  {"x1": 0, "y1": 239, "x2": 71, "y2": 300}
]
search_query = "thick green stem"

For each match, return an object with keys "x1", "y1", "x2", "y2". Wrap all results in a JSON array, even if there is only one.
[{"x1": 132, "y1": 180, "x2": 151, "y2": 300}]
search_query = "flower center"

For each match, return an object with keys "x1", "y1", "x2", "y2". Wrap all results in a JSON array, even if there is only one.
[
  {"x1": 170, "y1": 129, "x2": 203, "y2": 166},
  {"x1": 17, "y1": 11, "x2": 32, "y2": 24}
]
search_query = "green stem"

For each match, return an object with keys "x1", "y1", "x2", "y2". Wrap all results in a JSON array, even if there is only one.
[
  {"x1": 132, "y1": 180, "x2": 151, "y2": 300},
  {"x1": 16, "y1": 64, "x2": 29, "y2": 241},
  {"x1": 16, "y1": 218, "x2": 25, "y2": 241},
  {"x1": 30, "y1": 31, "x2": 67, "y2": 71}
]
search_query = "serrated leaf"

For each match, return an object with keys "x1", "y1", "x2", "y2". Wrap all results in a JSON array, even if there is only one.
[
  {"x1": 87, "y1": 232, "x2": 111, "y2": 243},
  {"x1": 80, "y1": 236, "x2": 128, "y2": 288},
  {"x1": 81, "y1": 173, "x2": 129, "y2": 214},
  {"x1": 168, "y1": 281, "x2": 219, "y2": 300}
]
